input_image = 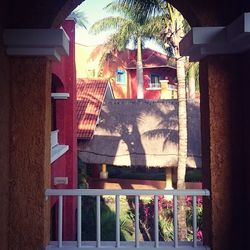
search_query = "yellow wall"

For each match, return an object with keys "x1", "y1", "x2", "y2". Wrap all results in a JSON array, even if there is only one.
[
  {"x1": 75, "y1": 43, "x2": 103, "y2": 79},
  {"x1": 160, "y1": 81, "x2": 177, "y2": 99}
]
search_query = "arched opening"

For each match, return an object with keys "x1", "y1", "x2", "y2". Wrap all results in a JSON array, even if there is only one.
[{"x1": 2, "y1": 0, "x2": 250, "y2": 250}]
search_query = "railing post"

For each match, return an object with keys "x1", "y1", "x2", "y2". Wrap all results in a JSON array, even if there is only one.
[
  {"x1": 154, "y1": 195, "x2": 159, "y2": 248},
  {"x1": 58, "y1": 195, "x2": 63, "y2": 248},
  {"x1": 135, "y1": 195, "x2": 139, "y2": 248},
  {"x1": 77, "y1": 195, "x2": 82, "y2": 248},
  {"x1": 116, "y1": 195, "x2": 120, "y2": 248},
  {"x1": 192, "y1": 196, "x2": 197, "y2": 247},
  {"x1": 96, "y1": 195, "x2": 101, "y2": 247},
  {"x1": 173, "y1": 195, "x2": 178, "y2": 248}
]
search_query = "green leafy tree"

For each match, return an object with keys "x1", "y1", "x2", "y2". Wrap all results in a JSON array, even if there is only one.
[{"x1": 90, "y1": 1, "x2": 167, "y2": 99}]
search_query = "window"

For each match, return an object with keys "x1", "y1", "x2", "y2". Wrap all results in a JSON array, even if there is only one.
[
  {"x1": 116, "y1": 69, "x2": 126, "y2": 84},
  {"x1": 149, "y1": 73, "x2": 161, "y2": 89}
]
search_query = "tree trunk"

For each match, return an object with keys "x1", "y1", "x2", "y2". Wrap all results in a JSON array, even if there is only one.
[
  {"x1": 136, "y1": 36, "x2": 144, "y2": 99},
  {"x1": 188, "y1": 62, "x2": 196, "y2": 100},
  {"x1": 177, "y1": 56, "x2": 188, "y2": 240}
]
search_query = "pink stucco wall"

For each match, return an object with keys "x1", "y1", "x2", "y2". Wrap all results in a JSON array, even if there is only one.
[
  {"x1": 127, "y1": 67, "x2": 176, "y2": 99},
  {"x1": 51, "y1": 19, "x2": 77, "y2": 240}
]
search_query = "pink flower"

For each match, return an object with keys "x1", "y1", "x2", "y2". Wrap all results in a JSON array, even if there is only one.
[
  {"x1": 197, "y1": 196, "x2": 203, "y2": 205},
  {"x1": 197, "y1": 229, "x2": 203, "y2": 240}
]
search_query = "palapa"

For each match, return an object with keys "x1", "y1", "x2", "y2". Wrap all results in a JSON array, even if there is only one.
[{"x1": 78, "y1": 99, "x2": 201, "y2": 168}]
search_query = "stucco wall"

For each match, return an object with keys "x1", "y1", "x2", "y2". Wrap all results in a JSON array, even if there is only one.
[
  {"x1": 51, "y1": 19, "x2": 77, "y2": 240},
  {"x1": 8, "y1": 57, "x2": 51, "y2": 249},
  {"x1": 0, "y1": 8, "x2": 10, "y2": 250},
  {"x1": 200, "y1": 55, "x2": 250, "y2": 250}
]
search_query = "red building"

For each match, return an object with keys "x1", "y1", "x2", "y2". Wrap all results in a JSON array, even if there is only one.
[
  {"x1": 76, "y1": 45, "x2": 177, "y2": 99},
  {"x1": 101, "y1": 48, "x2": 177, "y2": 99},
  {"x1": 50, "y1": 19, "x2": 77, "y2": 240}
]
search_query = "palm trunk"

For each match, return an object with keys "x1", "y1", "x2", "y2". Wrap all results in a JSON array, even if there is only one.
[
  {"x1": 188, "y1": 62, "x2": 196, "y2": 100},
  {"x1": 177, "y1": 56, "x2": 188, "y2": 240},
  {"x1": 136, "y1": 36, "x2": 144, "y2": 99}
]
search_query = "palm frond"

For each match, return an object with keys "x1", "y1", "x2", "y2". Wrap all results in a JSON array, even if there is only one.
[
  {"x1": 70, "y1": 8, "x2": 88, "y2": 29},
  {"x1": 89, "y1": 16, "x2": 128, "y2": 34},
  {"x1": 118, "y1": 0, "x2": 165, "y2": 18}
]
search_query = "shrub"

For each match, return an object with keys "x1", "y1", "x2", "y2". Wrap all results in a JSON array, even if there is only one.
[{"x1": 138, "y1": 195, "x2": 203, "y2": 241}]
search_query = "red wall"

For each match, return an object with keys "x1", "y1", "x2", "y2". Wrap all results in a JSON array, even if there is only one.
[
  {"x1": 51, "y1": 19, "x2": 77, "y2": 240},
  {"x1": 127, "y1": 67, "x2": 176, "y2": 99}
]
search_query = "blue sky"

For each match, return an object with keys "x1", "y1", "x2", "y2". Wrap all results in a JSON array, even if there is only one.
[
  {"x1": 74, "y1": 0, "x2": 115, "y2": 45},
  {"x1": 74, "y1": 0, "x2": 166, "y2": 53}
]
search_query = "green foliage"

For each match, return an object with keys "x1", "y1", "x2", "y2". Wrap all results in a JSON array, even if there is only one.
[
  {"x1": 70, "y1": 8, "x2": 88, "y2": 29},
  {"x1": 185, "y1": 168, "x2": 202, "y2": 182},
  {"x1": 78, "y1": 158, "x2": 89, "y2": 188},
  {"x1": 80, "y1": 195, "x2": 203, "y2": 242},
  {"x1": 81, "y1": 196, "x2": 131, "y2": 241},
  {"x1": 138, "y1": 196, "x2": 204, "y2": 241},
  {"x1": 89, "y1": 0, "x2": 168, "y2": 66},
  {"x1": 105, "y1": 165, "x2": 202, "y2": 182}
]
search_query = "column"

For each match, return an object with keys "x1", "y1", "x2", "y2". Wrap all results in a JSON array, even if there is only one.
[
  {"x1": 8, "y1": 57, "x2": 51, "y2": 249},
  {"x1": 100, "y1": 164, "x2": 108, "y2": 179}
]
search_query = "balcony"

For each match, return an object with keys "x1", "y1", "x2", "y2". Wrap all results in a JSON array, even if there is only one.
[
  {"x1": 45, "y1": 189, "x2": 210, "y2": 250},
  {"x1": 146, "y1": 82, "x2": 161, "y2": 90}
]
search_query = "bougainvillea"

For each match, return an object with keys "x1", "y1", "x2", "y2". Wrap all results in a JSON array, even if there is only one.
[{"x1": 138, "y1": 196, "x2": 204, "y2": 241}]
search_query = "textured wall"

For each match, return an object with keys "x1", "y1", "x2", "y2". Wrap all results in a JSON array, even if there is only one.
[
  {"x1": 0, "y1": 5, "x2": 10, "y2": 249},
  {"x1": 8, "y1": 57, "x2": 51, "y2": 249},
  {"x1": 200, "y1": 55, "x2": 247, "y2": 250},
  {"x1": 242, "y1": 52, "x2": 250, "y2": 244}
]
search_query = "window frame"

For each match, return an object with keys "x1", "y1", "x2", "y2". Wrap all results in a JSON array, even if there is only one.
[
  {"x1": 116, "y1": 69, "x2": 126, "y2": 85},
  {"x1": 148, "y1": 73, "x2": 161, "y2": 89}
]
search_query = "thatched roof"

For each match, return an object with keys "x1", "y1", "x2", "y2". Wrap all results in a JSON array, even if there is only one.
[{"x1": 78, "y1": 99, "x2": 201, "y2": 168}]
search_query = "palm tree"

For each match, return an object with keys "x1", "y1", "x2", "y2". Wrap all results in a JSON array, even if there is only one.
[
  {"x1": 118, "y1": 0, "x2": 189, "y2": 240},
  {"x1": 187, "y1": 62, "x2": 199, "y2": 100},
  {"x1": 69, "y1": 6, "x2": 88, "y2": 29},
  {"x1": 90, "y1": 1, "x2": 167, "y2": 99}
]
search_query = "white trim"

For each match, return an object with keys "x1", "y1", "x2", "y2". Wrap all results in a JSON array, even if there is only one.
[
  {"x1": 54, "y1": 177, "x2": 69, "y2": 185},
  {"x1": 51, "y1": 130, "x2": 59, "y2": 148},
  {"x1": 180, "y1": 12, "x2": 250, "y2": 61},
  {"x1": 3, "y1": 29, "x2": 69, "y2": 61},
  {"x1": 45, "y1": 188, "x2": 210, "y2": 196},
  {"x1": 51, "y1": 144, "x2": 69, "y2": 164},
  {"x1": 146, "y1": 87, "x2": 161, "y2": 90},
  {"x1": 51, "y1": 93, "x2": 70, "y2": 100}
]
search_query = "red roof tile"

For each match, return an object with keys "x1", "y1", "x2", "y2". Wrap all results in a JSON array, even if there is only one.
[
  {"x1": 119, "y1": 48, "x2": 176, "y2": 69},
  {"x1": 77, "y1": 78, "x2": 108, "y2": 139}
]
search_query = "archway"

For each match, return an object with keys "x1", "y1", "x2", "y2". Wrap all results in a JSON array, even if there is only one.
[{"x1": 1, "y1": 0, "x2": 250, "y2": 250}]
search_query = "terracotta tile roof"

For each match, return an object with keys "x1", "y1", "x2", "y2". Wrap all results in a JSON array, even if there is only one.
[{"x1": 77, "y1": 78, "x2": 108, "y2": 139}]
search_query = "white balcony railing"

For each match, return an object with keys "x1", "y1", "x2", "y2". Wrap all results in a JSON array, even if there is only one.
[
  {"x1": 45, "y1": 189, "x2": 210, "y2": 250},
  {"x1": 147, "y1": 82, "x2": 161, "y2": 89}
]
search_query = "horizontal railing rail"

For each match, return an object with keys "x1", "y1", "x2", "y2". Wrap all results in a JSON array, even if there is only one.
[
  {"x1": 46, "y1": 189, "x2": 210, "y2": 250},
  {"x1": 148, "y1": 82, "x2": 161, "y2": 89}
]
